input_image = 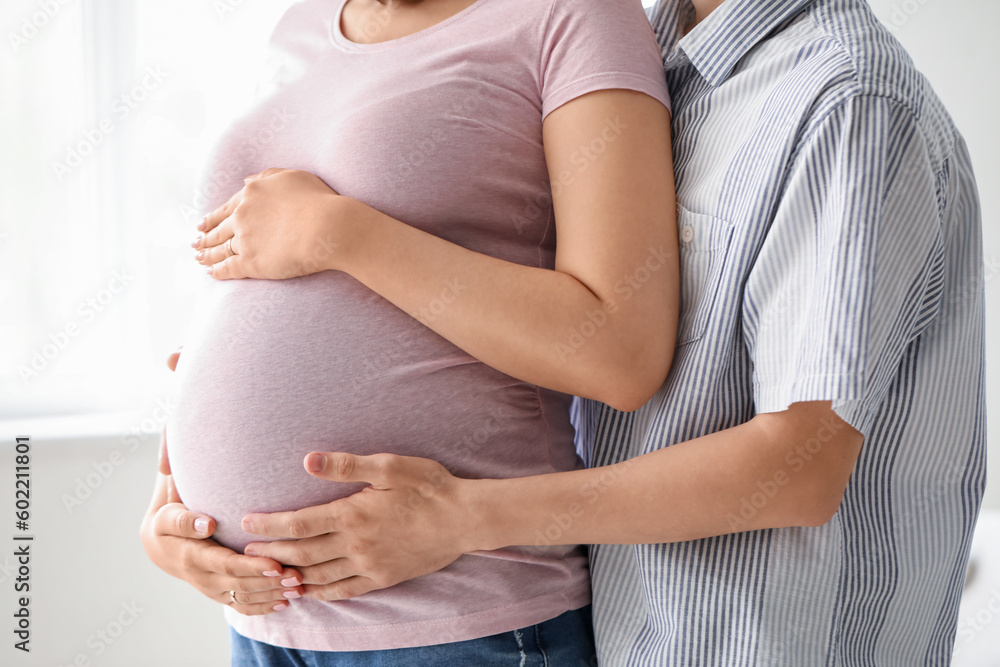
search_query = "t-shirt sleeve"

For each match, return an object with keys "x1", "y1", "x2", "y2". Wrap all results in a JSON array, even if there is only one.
[
  {"x1": 745, "y1": 94, "x2": 945, "y2": 438},
  {"x1": 539, "y1": 0, "x2": 671, "y2": 120}
]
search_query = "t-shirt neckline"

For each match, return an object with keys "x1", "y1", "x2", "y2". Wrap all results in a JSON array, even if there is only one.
[{"x1": 330, "y1": 0, "x2": 490, "y2": 52}]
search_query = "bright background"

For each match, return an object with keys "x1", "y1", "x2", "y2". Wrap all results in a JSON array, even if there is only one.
[{"x1": 0, "y1": 0, "x2": 996, "y2": 665}]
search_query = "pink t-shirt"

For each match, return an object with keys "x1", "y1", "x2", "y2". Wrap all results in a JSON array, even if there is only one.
[{"x1": 166, "y1": 0, "x2": 670, "y2": 652}]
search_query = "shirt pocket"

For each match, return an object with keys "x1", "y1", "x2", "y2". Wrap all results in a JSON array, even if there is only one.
[{"x1": 675, "y1": 205, "x2": 735, "y2": 346}]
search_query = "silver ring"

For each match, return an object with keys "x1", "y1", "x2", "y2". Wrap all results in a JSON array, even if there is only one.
[
  {"x1": 225, "y1": 238, "x2": 236, "y2": 257},
  {"x1": 229, "y1": 590, "x2": 239, "y2": 605}
]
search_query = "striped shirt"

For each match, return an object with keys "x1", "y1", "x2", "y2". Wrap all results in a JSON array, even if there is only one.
[{"x1": 574, "y1": 0, "x2": 987, "y2": 664}]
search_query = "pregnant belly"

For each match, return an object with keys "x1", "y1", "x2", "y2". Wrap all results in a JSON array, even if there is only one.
[{"x1": 166, "y1": 273, "x2": 575, "y2": 552}]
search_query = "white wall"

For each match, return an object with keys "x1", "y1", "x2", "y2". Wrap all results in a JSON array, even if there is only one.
[
  {"x1": 866, "y1": 0, "x2": 999, "y2": 511},
  {"x1": 0, "y1": 2, "x2": 995, "y2": 667},
  {"x1": 0, "y1": 425, "x2": 230, "y2": 666}
]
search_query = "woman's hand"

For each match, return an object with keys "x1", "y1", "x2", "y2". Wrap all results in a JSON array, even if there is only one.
[
  {"x1": 240, "y1": 453, "x2": 479, "y2": 601},
  {"x1": 140, "y1": 463, "x2": 307, "y2": 615},
  {"x1": 192, "y1": 168, "x2": 355, "y2": 280},
  {"x1": 141, "y1": 349, "x2": 306, "y2": 615}
]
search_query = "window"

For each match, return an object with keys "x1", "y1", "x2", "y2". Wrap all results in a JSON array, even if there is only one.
[{"x1": 1, "y1": 0, "x2": 294, "y2": 421}]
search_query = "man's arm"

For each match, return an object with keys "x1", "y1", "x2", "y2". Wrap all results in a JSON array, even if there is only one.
[
  {"x1": 471, "y1": 400, "x2": 862, "y2": 548},
  {"x1": 241, "y1": 400, "x2": 862, "y2": 600}
]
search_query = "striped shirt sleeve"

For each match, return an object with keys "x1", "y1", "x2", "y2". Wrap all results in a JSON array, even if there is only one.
[{"x1": 745, "y1": 94, "x2": 945, "y2": 437}]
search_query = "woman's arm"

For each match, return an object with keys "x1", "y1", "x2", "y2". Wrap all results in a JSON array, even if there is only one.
[{"x1": 194, "y1": 89, "x2": 678, "y2": 411}]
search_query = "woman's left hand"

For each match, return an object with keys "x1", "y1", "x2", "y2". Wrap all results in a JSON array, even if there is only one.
[
  {"x1": 239, "y1": 452, "x2": 480, "y2": 601},
  {"x1": 193, "y1": 168, "x2": 354, "y2": 280}
]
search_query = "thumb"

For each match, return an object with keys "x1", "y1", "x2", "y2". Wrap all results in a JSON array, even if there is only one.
[
  {"x1": 166, "y1": 345, "x2": 182, "y2": 372},
  {"x1": 158, "y1": 428, "x2": 171, "y2": 476},
  {"x1": 304, "y1": 452, "x2": 391, "y2": 486},
  {"x1": 155, "y1": 498, "x2": 216, "y2": 539}
]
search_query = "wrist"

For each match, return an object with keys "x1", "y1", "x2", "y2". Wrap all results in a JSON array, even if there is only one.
[
  {"x1": 323, "y1": 195, "x2": 375, "y2": 274},
  {"x1": 454, "y1": 477, "x2": 511, "y2": 553}
]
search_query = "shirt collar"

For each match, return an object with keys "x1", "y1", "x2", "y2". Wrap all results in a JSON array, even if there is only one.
[{"x1": 655, "y1": 0, "x2": 815, "y2": 87}]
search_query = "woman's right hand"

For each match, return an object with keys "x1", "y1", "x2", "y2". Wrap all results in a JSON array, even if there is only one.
[{"x1": 139, "y1": 347, "x2": 304, "y2": 616}]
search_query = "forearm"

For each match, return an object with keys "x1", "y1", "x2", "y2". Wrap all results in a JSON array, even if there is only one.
[
  {"x1": 339, "y1": 199, "x2": 676, "y2": 410},
  {"x1": 464, "y1": 402, "x2": 862, "y2": 550}
]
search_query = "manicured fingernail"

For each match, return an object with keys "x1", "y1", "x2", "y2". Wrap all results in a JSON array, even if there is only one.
[
  {"x1": 244, "y1": 546, "x2": 258, "y2": 556},
  {"x1": 241, "y1": 518, "x2": 253, "y2": 531},
  {"x1": 306, "y1": 453, "x2": 326, "y2": 472},
  {"x1": 198, "y1": 217, "x2": 208, "y2": 231},
  {"x1": 263, "y1": 570, "x2": 281, "y2": 577},
  {"x1": 283, "y1": 590, "x2": 301, "y2": 599},
  {"x1": 273, "y1": 603, "x2": 288, "y2": 611},
  {"x1": 194, "y1": 250, "x2": 205, "y2": 260},
  {"x1": 194, "y1": 517, "x2": 209, "y2": 534},
  {"x1": 281, "y1": 577, "x2": 300, "y2": 587},
  {"x1": 206, "y1": 266, "x2": 213, "y2": 275},
  {"x1": 191, "y1": 233, "x2": 204, "y2": 248}
]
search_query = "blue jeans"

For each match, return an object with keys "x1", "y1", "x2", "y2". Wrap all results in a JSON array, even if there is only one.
[{"x1": 230, "y1": 605, "x2": 595, "y2": 666}]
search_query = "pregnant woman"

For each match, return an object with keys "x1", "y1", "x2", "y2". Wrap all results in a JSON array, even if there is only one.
[{"x1": 142, "y1": 0, "x2": 677, "y2": 663}]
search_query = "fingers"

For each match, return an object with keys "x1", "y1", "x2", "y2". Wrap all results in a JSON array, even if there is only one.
[
  {"x1": 197, "y1": 188, "x2": 242, "y2": 235},
  {"x1": 206, "y1": 254, "x2": 248, "y2": 281},
  {"x1": 228, "y1": 599, "x2": 290, "y2": 616},
  {"x1": 243, "y1": 167, "x2": 284, "y2": 184},
  {"x1": 158, "y1": 429, "x2": 171, "y2": 476},
  {"x1": 195, "y1": 233, "x2": 237, "y2": 267},
  {"x1": 198, "y1": 215, "x2": 235, "y2": 252},
  {"x1": 297, "y1": 558, "x2": 356, "y2": 587},
  {"x1": 221, "y1": 584, "x2": 300, "y2": 616},
  {"x1": 153, "y1": 499, "x2": 217, "y2": 540},
  {"x1": 242, "y1": 504, "x2": 336, "y2": 540},
  {"x1": 304, "y1": 452, "x2": 398, "y2": 487},
  {"x1": 227, "y1": 588, "x2": 299, "y2": 607},
  {"x1": 303, "y1": 576, "x2": 379, "y2": 602},
  {"x1": 243, "y1": 533, "x2": 339, "y2": 568},
  {"x1": 166, "y1": 346, "x2": 182, "y2": 372}
]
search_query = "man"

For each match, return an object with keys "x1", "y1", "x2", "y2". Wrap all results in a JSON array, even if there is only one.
[{"x1": 144, "y1": 0, "x2": 985, "y2": 663}]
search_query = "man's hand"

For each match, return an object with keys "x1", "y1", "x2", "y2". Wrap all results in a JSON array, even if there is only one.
[{"x1": 240, "y1": 452, "x2": 477, "y2": 601}]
